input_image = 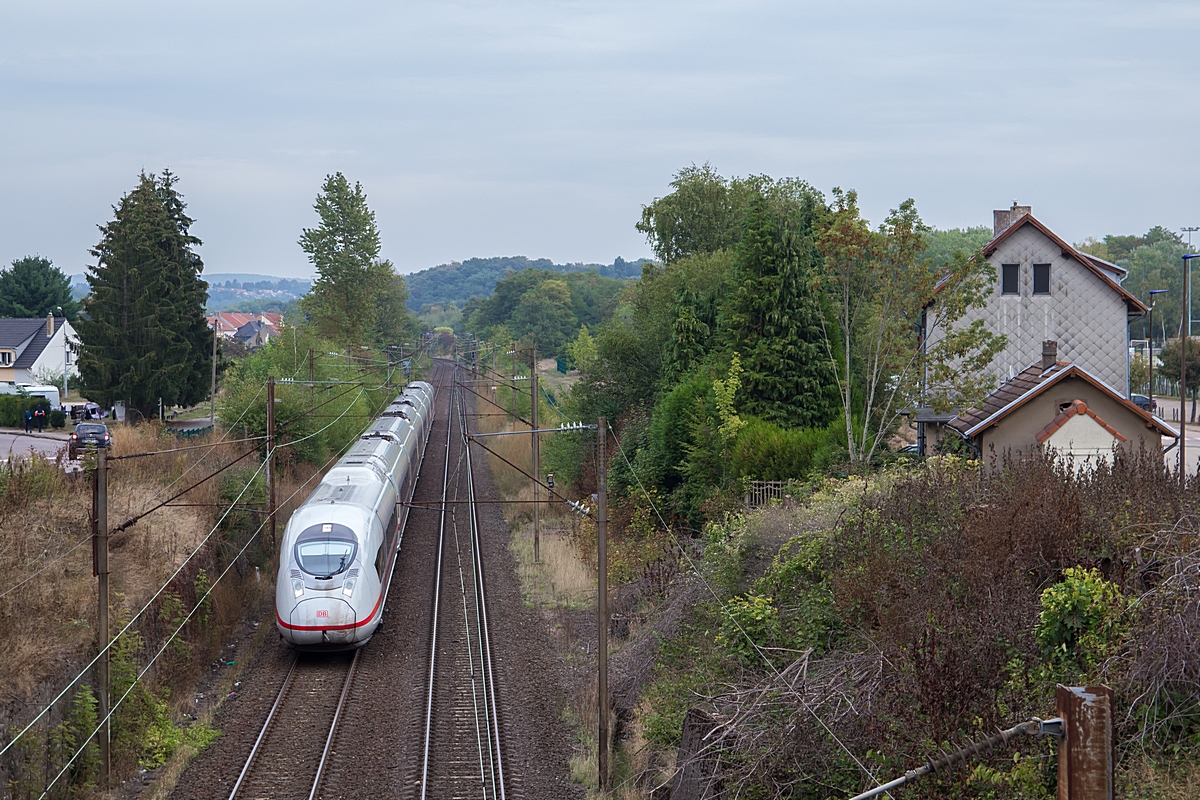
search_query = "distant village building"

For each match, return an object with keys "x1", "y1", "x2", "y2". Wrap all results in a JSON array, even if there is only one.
[
  {"x1": 0, "y1": 315, "x2": 78, "y2": 384},
  {"x1": 234, "y1": 319, "x2": 279, "y2": 350},
  {"x1": 206, "y1": 312, "x2": 283, "y2": 340},
  {"x1": 946, "y1": 341, "x2": 1176, "y2": 468},
  {"x1": 919, "y1": 204, "x2": 1148, "y2": 455}
]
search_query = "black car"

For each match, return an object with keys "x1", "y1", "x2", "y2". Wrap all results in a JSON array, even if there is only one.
[
  {"x1": 69, "y1": 423, "x2": 112, "y2": 460},
  {"x1": 1131, "y1": 394, "x2": 1157, "y2": 415}
]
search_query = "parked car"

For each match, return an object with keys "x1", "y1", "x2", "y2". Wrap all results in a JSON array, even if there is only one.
[
  {"x1": 69, "y1": 422, "x2": 112, "y2": 460},
  {"x1": 1131, "y1": 394, "x2": 1157, "y2": 415}
]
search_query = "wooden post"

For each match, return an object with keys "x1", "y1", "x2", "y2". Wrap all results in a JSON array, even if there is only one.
[
  {"x1": 1057, "y1": 685, "x2": 1114, "y2": 800},
  {"x1": 531, "y1": 346, "x2": 540, "y2": 564},
  {"x1": 267, "y1": 377, "x2": 276, "y2": 549},
  {"x1": 94, "y1": 448, "x2": 110, "y2": 784},
  {"x1": 597, "y1": 416, "x2": 609, "y2": 791}
]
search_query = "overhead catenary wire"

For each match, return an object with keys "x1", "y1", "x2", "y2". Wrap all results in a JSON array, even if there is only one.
[
  {"x1": 36, "y1": 400, "x2": 382, "y2": 800},
  {"x1": 0, "y1": 533, "x2": 94, "y2": 601},
  {"x1": 1, "y1": 382, "x2": 372, "y2": 767}
]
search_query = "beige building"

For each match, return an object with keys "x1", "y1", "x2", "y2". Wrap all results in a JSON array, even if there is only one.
[
  {"x1": 945, "y1": 341, "x2": 1176, "y2": 466},
  {"x1": 928, "y1": 204, "x2": 1146, "y2": 393}
]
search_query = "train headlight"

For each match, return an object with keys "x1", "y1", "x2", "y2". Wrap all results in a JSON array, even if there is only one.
[
  {"x1": 342, "y1": 577, "x2": 357, "y2": 597},
  {"x1": 292, "y1": 579, "x2": 304, "y2": 599}
]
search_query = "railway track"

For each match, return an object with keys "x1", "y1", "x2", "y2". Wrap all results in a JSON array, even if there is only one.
[
  {"x1": 228, "y1": 650, "x2": 360, "y2": 800},
  {"x1": 418, "y1": 362, "x2": 507, "y2": 800}
]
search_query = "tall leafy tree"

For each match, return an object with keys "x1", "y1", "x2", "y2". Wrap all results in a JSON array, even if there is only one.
[
  {"x1": 725, "y1": 193, "x2": 838, "y2": 428},
  {"x1": 0, "y1": 256, "x2": 81, "y2": 319},
  {"x1": 299, "y1": 173, "x2": 404, "y2": 348},
  {"x1": 817, "y1": 191, "x2": 1004, "y2": 464},
  {"x1": 76, "y1": 171, "x2": 213, "y2": 418}
]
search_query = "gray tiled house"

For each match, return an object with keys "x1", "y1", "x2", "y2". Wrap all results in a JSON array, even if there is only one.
[
  {"x1": 944, "y1": 204, "x2": 1147, "y2": 390},
  {"x1": 919, "y1": 205, "x2": 1147, "y2": 453}
]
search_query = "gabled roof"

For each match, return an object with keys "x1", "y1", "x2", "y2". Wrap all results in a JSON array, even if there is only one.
[
  {"x1": 0, "y1": 317, "x2": 67, "y2": 369},
  {"x1": 982, "y1": 213, "x2": 1147, "y2": 313},
  {"x1": 207, "y1": 312, "x2": 282, "y2": 333},
  {"x1": 1035, "y1": 399, "x2": 1127, "y2": 444},
  {"x1": 948, "y1": 359, "x2": 1178, "y2": 440}
]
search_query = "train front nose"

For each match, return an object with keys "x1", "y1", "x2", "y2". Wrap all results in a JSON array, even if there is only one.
[{"x1": 282, "y1": 598, "x2": 357, "y2": 647}]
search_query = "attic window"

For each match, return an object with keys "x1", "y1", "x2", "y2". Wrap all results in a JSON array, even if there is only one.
[
  {"x1": 1033, "y1": 263, "x2": 1051, "y2": 296},
  {"x1": 1002, "y1": 264, "x2": 1019, "y2": 295},
  {"x1": 0, "y1": 350, "x2": 12, "y2": 367}
]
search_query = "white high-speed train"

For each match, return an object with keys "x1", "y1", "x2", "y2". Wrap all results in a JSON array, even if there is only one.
[{"x1": 275, "y1": 381, "x2": 434, "y2": 649}]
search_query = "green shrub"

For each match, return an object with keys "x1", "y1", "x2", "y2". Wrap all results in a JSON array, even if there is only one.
[
  {"x1": 0, "y1": 394, "x2": 51, "y2": 427},
  {"x1": 1036, "y1": 566, "x2": 1126, "y2": 670},
  {"x1": 50, "y1": 408, "x2": 66, "y2": 428}
]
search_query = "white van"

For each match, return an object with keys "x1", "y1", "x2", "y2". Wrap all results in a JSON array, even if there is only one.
[{"x1": 0, "y1": 383, "x2": 61, "y2": 408}]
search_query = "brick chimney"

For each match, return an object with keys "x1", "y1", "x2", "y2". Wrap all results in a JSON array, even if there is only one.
[
  {"x1": 994, "y1": 201, "x2": 1032, "y2": 236},
  {"x1": 1042, "y1": 340, "x2": 1058, "y2": 370},
  {"x1": 46, "y1": 313, "x2": 54, "y2": 337}
]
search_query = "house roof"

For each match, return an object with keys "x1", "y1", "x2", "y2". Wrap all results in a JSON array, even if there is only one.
[
  {"x1": 982, "y1": 213, "x2": 1147, "y2": 313},
  {"x1": 0, "y1": 317, "x2": 67, "y2": 369},
  {"x1": 1035, "y1": 399, "x2": 1127, "y2": 444},
  {"x1": 207, "y1": 312, "x2": 282, "y2": 333},
  {"x1": 948, "y1": 359, "x2": 1178, "y2": 440}
]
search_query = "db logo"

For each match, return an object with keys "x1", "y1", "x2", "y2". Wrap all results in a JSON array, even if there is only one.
[{"x1": 316, "y1": 610, "x2": 329, "y2": 618}]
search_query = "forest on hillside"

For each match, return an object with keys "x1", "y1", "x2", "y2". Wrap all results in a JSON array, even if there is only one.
[{"x1": 405, "y1": 255, "x2": 646, "y2": 313}]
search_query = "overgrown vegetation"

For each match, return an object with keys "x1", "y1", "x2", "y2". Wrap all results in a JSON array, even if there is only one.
[{"x1": 620, "y1": 451, "x2": 1200, "y2": 797}]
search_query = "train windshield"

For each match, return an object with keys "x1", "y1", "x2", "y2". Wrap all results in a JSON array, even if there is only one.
[{"x1": 294, "y1": 523, "x2": 358, "y2": 579}]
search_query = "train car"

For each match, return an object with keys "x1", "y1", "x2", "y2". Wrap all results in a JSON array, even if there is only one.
[{"x1": 275, "y1": 380, "x2": 435, "y2": 649}]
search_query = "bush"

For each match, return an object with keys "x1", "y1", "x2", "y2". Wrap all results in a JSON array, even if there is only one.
[
  {"x1": 1037, "y1": 566, "x2": 1126, "y2": 670},
  {"x1": 0, "y1": 394, "x2": 51, "y2": 427},
  {"x1": 50, "y1": 408, "x2": 66, "y2": 428},
  {"x1": 731, "y1": 417, "x2": 844, "y2": 481}
]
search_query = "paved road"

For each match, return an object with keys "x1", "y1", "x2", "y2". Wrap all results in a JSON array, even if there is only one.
[{"x1": 0, "y1": 430, "x2": 67, "y2": 461}]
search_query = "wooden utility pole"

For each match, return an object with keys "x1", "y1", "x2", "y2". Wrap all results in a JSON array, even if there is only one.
[
  {"x1": 267, "y1": 377, "x2": 276, "y2": 549},
  {"x1": 93, "y1": 448, "x2": 110, "y2": 784},
  {"x1": 510, "y1": 342, "x2": 516, "y2": 422},
  {"x1": 531, "y1": 346, "x2": 540, "y2": 563},
  {"x1": 209, "y1": 329, "x2": 218, "y2": 424},
  {"x1": 308, "y1": 348, "x2": 314, "y2": 411},
  {"x1": 597, "y1": 416, "x2": 609, "y2": 791}
]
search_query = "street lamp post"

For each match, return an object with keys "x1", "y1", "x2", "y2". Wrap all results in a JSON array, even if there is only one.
[
  {"x1": 1184, "y1": 227, "x2": 1199, "y2": 338},
  {"x1": 56, "y1": 306, "x2": 67, "y2": 404},
  {"x1": 1181, "y1": 254, "x2": 1200, "y2": 486},
  {"x1": 1148, "y1": 290, "x2": 1169, "y2": 417}
]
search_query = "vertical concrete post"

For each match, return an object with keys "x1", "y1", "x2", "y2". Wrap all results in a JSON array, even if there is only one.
[
  {"x1": 267, "y1": 376, "x2": 276, "y2": 550},
  {"x1": 210, "y1": 327, "x2": 218, "y2": 423},
  {"x1": 531, "y1": 346, "x2": 540, "y2": 564},
  {"x1": 597, "y1": 416, "x2": 609, "y2": 791},
  {"x1": 1057, "y1": 685, "x2": 1114, "y2": 800}
]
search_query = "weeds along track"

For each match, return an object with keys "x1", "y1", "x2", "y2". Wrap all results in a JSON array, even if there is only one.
[
  {"x1": 228, "y1": 650, "x2": 359, "y2": 800},
  {"x1": 417, "y1": 361, "x2": 507, "y2": 800}
]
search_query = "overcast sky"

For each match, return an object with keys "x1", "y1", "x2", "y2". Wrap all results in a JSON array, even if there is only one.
[{"x1": 2, "y1": 1, "x2": 1199, "y2": 279}]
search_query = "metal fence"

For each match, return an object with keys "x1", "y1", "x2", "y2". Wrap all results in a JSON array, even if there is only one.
[{"x1": 744, "y1": 480, "x2": 788, "y2": 508}]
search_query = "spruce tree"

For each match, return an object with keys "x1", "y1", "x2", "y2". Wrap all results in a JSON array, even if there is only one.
[
  {"x1": 76, "y1": 171, "x2": 213, "y2": 419},
  {"x1": 725, "y1": 193, "x2": 838, "y2": 428},
  {"x1": 0, "y1": 256, "x2": 81, "y2": 319}
]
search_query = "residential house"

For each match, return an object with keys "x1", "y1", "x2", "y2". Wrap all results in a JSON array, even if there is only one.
[
  {"x1": 234, "y1": 319, "x2": 279, "y2": 350},
  {"x1": 0, "y1": 315, "x2": 79, "y2": 384},
  {"x1": 919, "y1": 203, "x2": 1148, "y2": 453},
  {"x1": 946, "y1": 341, "x2": 1176, "y2": 468},
  {"x1": 207, "y1": 312, "x2": 283, "y2": 340}
]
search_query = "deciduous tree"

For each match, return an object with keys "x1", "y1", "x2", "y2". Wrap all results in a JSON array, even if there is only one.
[{"x1": 817, "y1": 191, "x2": 1004, "y2": 464}]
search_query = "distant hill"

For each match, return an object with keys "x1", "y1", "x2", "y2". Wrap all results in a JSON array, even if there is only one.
[
  {"x1": 405, "y1": 256, "x2": 649, "y2": 311},
  {"x1": 68, "y1": 272, "x2": 314, "y2": 312}
]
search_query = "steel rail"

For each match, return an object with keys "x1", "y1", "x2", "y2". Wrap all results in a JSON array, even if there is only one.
[
  {"x1": 462, "y1": 374, "x2": 508, "y2": 800},
  {"x1": 227, "y1": 655, "x2": 299, "y2": 799},
  {"x1": 420, "y1": 365, "x2": 456, "y2": 800},
  {"x1": 308, "y1": 649, "x2": 362, "y2": 800}
]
